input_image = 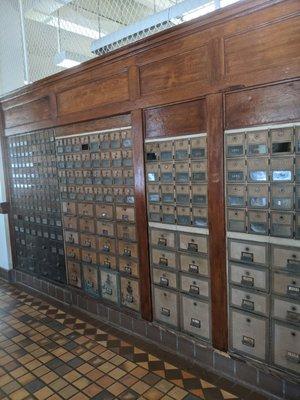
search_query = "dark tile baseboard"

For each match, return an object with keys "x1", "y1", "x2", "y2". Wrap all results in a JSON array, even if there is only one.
[{"x1": 7, "y1": 268, "x2": 300, "y2": 400}]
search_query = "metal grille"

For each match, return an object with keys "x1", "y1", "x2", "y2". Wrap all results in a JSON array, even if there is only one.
[{"x1": 0, "y1": 0, "x2": 239, "y2": 96}]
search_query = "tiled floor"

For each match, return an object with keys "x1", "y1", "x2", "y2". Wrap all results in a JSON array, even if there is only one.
[{"x1": 0, "y1": 281, "x2": 267, "y2": 400}]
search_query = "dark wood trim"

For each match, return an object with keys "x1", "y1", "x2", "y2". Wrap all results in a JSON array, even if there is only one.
[
  {"x1": 131, "y1": 109, "x2": 152, "y2": 321},
  {"x1": 207, "y1": 93, "x2": 228, "y2": 351}
]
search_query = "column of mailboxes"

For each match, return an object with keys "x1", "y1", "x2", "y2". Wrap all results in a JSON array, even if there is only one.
[
  {"x1": 145, "y1": 135, "x2": 211, "y2": 341},
  {"x1": 225, "y1": 125, "x2": 300, "y2": 375},
  {"x1": 6, "y1": 130, "x2": 66, "y2": 284},
  {"x1": 56, "y1": 128, "x2": 141, "y2": 313}
]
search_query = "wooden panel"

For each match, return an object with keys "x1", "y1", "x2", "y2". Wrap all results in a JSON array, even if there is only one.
[
  {"x1": 140, "y1": 46, "x2": 209, "y2": 95},
  {"x1": 207, "y1": 93, "x2": 228, "y2": 351},
  {"x1": 225, "y1": 80, "x2": 300, "y2": 129},
  {"x1": 145, "y1": 99, "x2": 206, "y2": 138},
  {"x1": 57, "y1": 71, "x2": 129, "y2": 115},
  {"x1": 4, "y1": 96, "x2": 53, "y2": 128},
  {"x1": 224, "y1": 16, "x2": 300, "y2": 78},
  {"x1": 55, "y1": 114, "x2": 131, "y2": 137},
  {"x1": 131, "y1": 109, "x2": 152, "y2": 321}
]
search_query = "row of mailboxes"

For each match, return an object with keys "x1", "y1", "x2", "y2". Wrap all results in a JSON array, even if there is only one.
[{"x1": 146, "y1": 161, "x2": 208, "y2": 184}]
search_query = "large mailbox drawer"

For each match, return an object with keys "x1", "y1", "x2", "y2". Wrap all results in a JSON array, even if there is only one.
[
  {"x1": 270, "y1": 212, "x2": 293, "y2": 238},
  {"x1": 228, "y1": 239, "x2": 268, "y2": 266},
  {"x1": 63, "y1": 216, "x2": 78, "y2": 231},
  {"x1": 97, "y1": 221, "x2": 115, "y2": 237},
  {"x1": 150, "y1": 229, "x2": 176, "y2": 249},
  {"x1": 79, "y1": 217, "x2": 95, "y2": 234},
  {"x1": 272, "y1": 321, "x2": 300, "y2": 374},
  {"x1": 99, "y1": 253, "x2": 117, "y2": 270},
  {"x1": 67, "y1": 261, "x2": 81, "y2": 288},
  {"x1": 179, "y1": 233, "x2": 207, "y2": 254},
  {"x1": 100, "y1": 269, "x2": 119, "y2": 304},
  {"x1": 119, "y1": 257, "x2": 139, "y2": 277},
  {"x1": 117, "y1": 223, "x2": 136, "y2": 241},
  {"x1": 98, "y1": 237, "x2": 116, "y2": 254},
  {"x1": 64, "y1": 230, "x2": 79, "y2": 245},
  {"x1": 180, "y1": 274, "x2": 209, "y2": 299},
  {"x1": 229, "y1": 263, "x2": 268, "y2": 292},
  {"x1": 152, "y1": 267, "x2": 177, "y2": 290},
  {"x1": 227, "y1": 209, "x2": 246, "y2": 233},
  {"x1": 81, "y1": 249, "x2": 97, "y2": 265},
  {"x1": 95, "y1": 204, "x2": 114, "y2": 220},
  {"x1": 152, "y1": 248, "x2": 177, "y2": 269},
  {"x1": 83, "y1": 265, "x2": 100, "y2": 298},
  {"x1": 179, "y1": 253, "x2": 209, "y2": 277},
  {"x1": 153, "y1": 287, "x2": 179, "y2": 328},
  {"x1": 80, "y1": 234, "x2": 97, "y2": 250},
  {"x1": 181, "y1": 294, "x2": 210, "y2": 340},
  {"x1": 78, "y1": 203, "x2": 94, "y2": 217},
  {"x1": 120, "y1": 277, "x2": 140, "y2": 312},
  {"x1": 271, "y1": 245, "x2": 300, "y2": 273},
  {"x1": 66, "y1": 246, "x2": 81, "y2": 261},
  {"x1": 62, "y1": 201, "x2": 77, "y2": 215},
  {"x1": 247, "y1": 211, "x2": 268, "y2": 235},
  {"x1": 272, "y1": 271, "x2": 300, "y2": 299},
  {"x1": 230, "y1": 309, "x2": 268, "y2": 361},
  {"x1": 118, "y1": 240, "x2": 138, "y2": 258},
  {"x1": 230, "y1": 286, "x2": 269, "y2": 316},
  {"x1": 116, "y1": 206, "x2": 135, "y2": 223},
  {"x1": 272, "y1": 297, "x2": 300, "y2": 325}
]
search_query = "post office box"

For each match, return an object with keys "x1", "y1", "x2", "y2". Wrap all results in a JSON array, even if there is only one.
[
  {"x1": 228, "y1": 239, "x2": 268, "y2": 265},
  {"x1": 74, "y1": 170, "x2": 83, "y2": 185},
  {"x1": 64, "y1": 230, "x2": 79, "y2": 245},
  {"x1": 98, "y1": 237, "x2": 116, "y2": 254},
  {"x1": 180, "y1": 274, "x2": 209, "y2": 298},
  {"x1": 99, "y1": 133, "x2": 110, "y2": 150},
  {"x1": 103, "y1": 187, "x2": 114, "y2": 203},
  {"x1": 247, "y1": 184, "x2": 269, "y2": 209},
  {"x1": 147, "y1": 184, "x2": 160, "y2": 203},
  {"x1": 153, "y1": 267, "x2": 177, "y2": 289},
  {"x1": 89, "y1": 134, "x2": 100, "y2": 152},
  {"x1": 95, "y1": 204, "x2": 114, "y2": 220},
  {"x1": 116, "y1": 206, "x2": 135, "y2": 223},
  {"x1": 192, "y1": 207, "x2": 207, "y2": 228},
  {"x1": 118, "y1": 240, "x2": 138, "y2": 258},
  {"x1": 100, "y1": 151, "x2": 111, "y2": 168},
  {"x1": 146, "y1": 163, "x2": 159, "y2": 183},
  {"x1": 270, "y1": 127, "x2": 293, "y2": 155},
  {"x1": 190, "y1": 160, "x2": 207, "y2": 183},
  {"x1": 121, "y1": 129, "x2": 133, "y2": 148},
  {"x1": 112, "y1": 187, "x2": 123, "y2": 204},
  {"x1": 270, "y1": 211, "x2": 293, "y2": 238},
  {"x1": 66, "y1": 170, "x2": 75, "y2": 185},
  {"x1": 102, "y1": 169, "x2": 113, "y2": 186},
  {"x1": 227, "y1": 209, "x2": 246, "y2": 233},
  {"x1": 271, "y1": 245, "x2": 300, "y2": 272},
  {"x1": 247, "y1": 158, "x2": 269, "y2": 182},
  {"x1": 272, "y1": 297, "x2": 299, "y2": 324},
  {"x1": 78, "y1": 203, "x2": 94, "y2": 218},
  {"x1": 121, "y1": 277, "x2": 140, "y2": 311},
  {"x1": 81, "y1": 249, "x2": 97, "y2": 264},
  {"x1": 94, "y1": 187, "x2": 104, "y2": 202},
  {"x1": 296, "y1": 212, "x2": 300, "y2": 239},
  {"x1": 79, "y1": 135, "x2": 89, "y2": 146},
  {"x1": 246, "y1": 130, "x2": 269, "y2": 156},
  {"x1": 272, "y1": 271, "x2": 300, "y2": 299},
  {"x1": 62, "y1": 201, "x2": 77, "y2": 215},
  {"x1": 226, "y1": 133, "x2": 245, "y2": 157},
  {"x1": 148, "y1": 204, "x2": 161, "y2": 222},
  {"x1": 160, "y1": 184, "x2": 174, "y2": 203},
  {"x1": 174, "y1": 139, "x2": 189, "y2": 160},
  {"x1": 100, "y1": 269, "x2": 119, "y2": 304},
  {"x1": 230, "y1": 287, "x2": 269, "y2": 316},
  {"x1": 58, "y1": 170, "x2": 66, "y2": 184},
  {"x1": 191, "y1": 185, "x2": 207, "y2": 206},
  {"x1": 270, "y1": 184, "x2": 294, "y2": 210},
  {"x1": 161, "y1": 205, "x2": 176, "y2": 224},
  {"x1": 99, "y1": 253, "x2": 117, "y2": 270},
  {"x1": 158, "y1": 141, "x2": 173, "y2": 162},
  {"x1": 151, "y1": 229, "x2": 176, "y2": 249},
  {"x1": 227, "y1": 185, "x2": 246, "y2": 208},
  {"x1": 66, "y1": 245, "x2": 81, "y2": 261},
  {"x1": 229, "y1": 263, "x2": 268, "y2": 291},
  {"x1": 79, "y1": 217, "x2": 95, "y2": 234},
  {"x1": 270, "y1": 157, "x2": 293, "y2": 182},
  {"x1": 174, "y1": 162, "x2": 189, "y2": 183},
  {"x1": 124, "y1": 187, "x2": 135, "y2": 204},
  {"x1": 272, "y1": 321, "x2": 300, "y2": 374},
  {"x1": 116, "y1": 223, "x2": 136, "y2": 241},
  {"x1": 122, "y1": 150, "x2": 133, "y2": 167},
  {"x1": 181, "y1": 295, "x2": 210, "y2": 340},
  {"x1": 73, "y1": 154, "x2": 82, "y2": 169},
  {"x1": 248, "y1": 211, "x2": 268, "y2": 235},
  {"x1": 97, "y1": 220, "x2": 115, "y2": 237},
  {"x1": 91, "y1": 152, "x2": 101, "y2": 168},
  {"x1": 230, "y1": 309, "x2": 268, "y2": 361},
  {"x1": 177, "y1": 206, "x2": 191, "y2": 226},
  {"x1": 83, "y1": 170, "x2": 93, "y2": 185},
  {"x1": 111, "y1": 131, "x2": 122, "y2": 149},
  {"x1": 82, "y1": 153, "x2": 91, "y2": 169},
  {"x1": 124, "y1": 169, "x2": 134, "y2": 186},
  {"x1": 113, "y1": 169, "x2": 124, "y2": 185},
  {"x1": 190, "y1": 136, "x2": 207, "y2": 159},
  {"x1": 175, "y1": 185, "x2": 190, "y2": 205},
  {"x1": 67, "y1": 261, "x2": 82, "y2": 288},
  {"x1": 63, "y1": 216, "x2": 77, "y2": 231},
  {"x1": 119, "y1": 258, "x2": 139, "y2": 277},
  {"x1": 152, "y1": 248, "x2": 177, "y2": 269},
  {"x1": 80, "y1": 234, "x2": 97, "y2": 249},
  {"x1": 82, "y1": 265, "x2": 100, "y2": 297},
  {"x1": 160, "y1": 163, "x2": 173, "y2": 183},
  {"x1": 75, "y1": 186, "x2": 84, "y2": 201},
  {"x1": 226, "y1": 159, "x2": 246, "y2": 183},
  {"x1": 145, "y1": 142, "x2": 159, "y2": 162},
  {"x1": 153, "y1": 287, "x2": 179, "y2": 327},
  {"x1": 179, "y1": 233, "x2": 207, "y2": 254},
  {"x1": 179, "y1": 253, "x2": 208, "y2": 276},
  {"x1": 64, "y1": 154, "x2": 73, "y2": 169}
]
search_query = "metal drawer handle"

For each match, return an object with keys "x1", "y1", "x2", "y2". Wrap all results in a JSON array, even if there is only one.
[
  {"x1": 160, "y1": 277, "x2": 169, "y2": 287},
  {"x1": 190, "y1": 318, "x2": 201, "y2": 328},
  {"x1": 287, "y1": 285, "x2": 300, "y2": 296},
  {"x1": 161, "y1": 307, "x2": 170, "y2": 317},
  {"x1": 285, "y1": 351, "x2": 300, "y2": 364},
  {"x1": 286, "y1": 310, "x2": 300, "y2": 323},
  {"x1": 242, "y1": 335, "x2": 255, "y2": 348},
  {"x1": 241, "y1": 275, "x2": 254, "y2": 287},
  {"x1": 124, "y1": 265, "x2": 132, "y2": 275},
  {"x1": 189, "y1": 285, "x2": 200, "y2": 295},
  {"x1": 189, "y1": 263, "x2": 199, "y2": 274},
  {"x1": 242, "y1": 299, "x2": 254, "y2": 311}
]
